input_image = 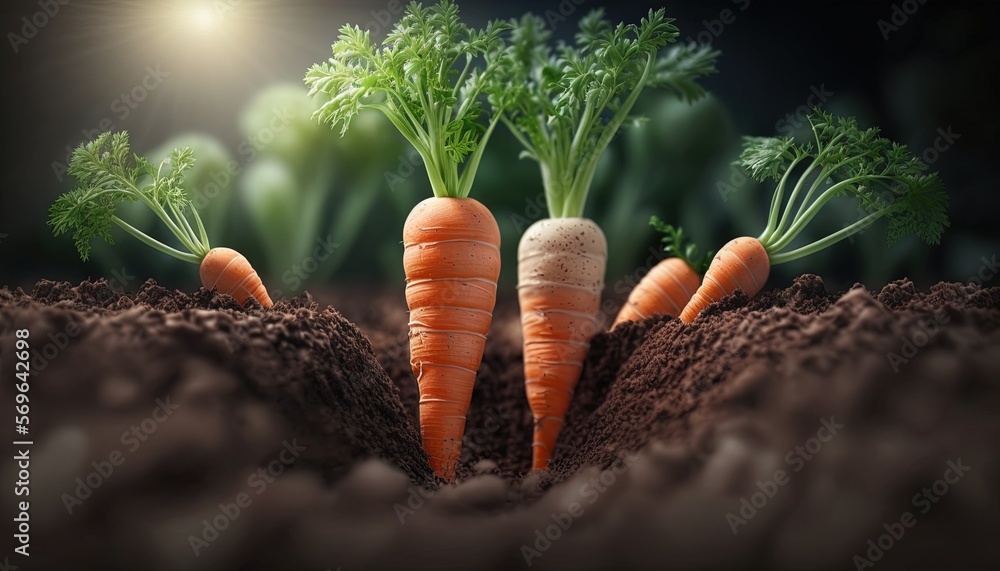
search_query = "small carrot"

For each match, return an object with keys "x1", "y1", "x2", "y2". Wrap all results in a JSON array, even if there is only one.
[
  {"x1": 679, "y1": 110, "x2": 948, "y2": 323},
  {"x1": 613, "y1": 218, "x2": 709, "y2": 328},
  {"x1": 199, "y1": 247, "x2": 272, "y2": 308},
  {"x1": 49, "y1": 132, "x2": 273, "y2": 309},
  {"x1": 306, "y1": 0, "x2": 510, "y2": 480},
  {"x1": 679, "y1": 237, "x2": 767, "y2": 322},
  {"x1": 487, "y1": 11, "x2": 719, "y2": 469}
]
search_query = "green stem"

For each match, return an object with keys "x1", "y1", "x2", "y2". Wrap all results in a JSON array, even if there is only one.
[
  {"x1": 770, "y1": 160, "x2": 822, "y2": 242},
  {"x1": 561, "y1": 152, "x2": 601, "y2": 218},
  {"x1": 454, "y1": 57, "x2": 501, "y2": 121},
  {"x1": 790, "y1": 154, "x2": 869, "y2": 227},
  {"x1": 138, "y1": 194, "x2": 199, "y2": 255},
  {"x1": 385, "y1": 92, "x2": 431, "y2": 145},
  {"x1": 542, "y1": 147, "x2": 574, "y2": 218},
  {"x1": 112, "y1": 217, "x2": 203, "y2": 265},
  {"x1": 453, "y1": 54, "x2": 473, "y2": 101},
  {"x1": 457, "y1": 111, "x2": 502, "y2": 198},
  {"x1": 367, "y1": 102, "x2": 426, "y2": 154},
  {"x1": 552, "y1": 53, "x2": 656, "y2": 219},
  {"x1": 769, "y1": 210, "x2": 885, "y2": 265},
  {"x1": 568, "y1": 99, "x2": 595, "y2": 168},
  {"x1": 191, "y1": 208, "x2": 211, "y2": 252},
  {"x1": 789, "y1": 167, "x2": 830, "y2": 230},
  {"x1": 538, "y1": 161, "x2": 562, "y2": 219},
  {"x1": 758, "y1": 155, "x2": 806, "y2": 243},
  {"x1": 417, "y1": 110, "x2": 451, "y2": 197},
  {"x1": 169, "y1": 202, "x2": 203, "y2": 254},
  {"x1": 422, "y1": 152, "x2": 451, "y2": 197},
  {"x1": 767, "y1": 174, "x2": 897, "y2": 253},
  {"x1": 110, "y1": 174, "x2": 198, "y2": 255}
]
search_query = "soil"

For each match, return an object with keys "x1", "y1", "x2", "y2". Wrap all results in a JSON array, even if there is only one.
[{"x1": 1, "y1": 275, "x2": 999, "y2": 570}]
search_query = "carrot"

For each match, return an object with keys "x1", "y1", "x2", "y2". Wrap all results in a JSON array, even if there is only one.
[
  {"x1": 679, "y1": 237, "x2": 768, "y2": 323},
  {"x1": 615, "y1": 258, "x2": 699, "y2": 325},
  {"x1": 49, "y1": 132, "x2": 274, "y2": 309},
  {"x1": 306, "y1": 1, "x2": 511, "y2": 480},
  {"x1": 404, "y1": 197, "x2": 501, "y2": 480},
  {"x1": 519, "y1": 218, "x2": 607, "y2": 470},
  {"x1": 613, "y1": 219, "x2": 709, "y2": 328},
  {"x1": 485, "y1": 10, "x2": 717, "y2": 469},
  {"x1": 200, "y1": 247, "x2": 273, "y2": 309},
  {"x1": 678, "y1": 111, "x2": 948, "y2": 323}
]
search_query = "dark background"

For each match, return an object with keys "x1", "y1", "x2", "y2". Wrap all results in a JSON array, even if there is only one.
[{"x1": 1, "y1": 0, "x2": 997, "y2": 296}]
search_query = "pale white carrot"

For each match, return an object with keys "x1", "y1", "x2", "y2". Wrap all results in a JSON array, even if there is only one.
[{"x1": 517, "y1": 217, "x2": 607, "y2": 469}]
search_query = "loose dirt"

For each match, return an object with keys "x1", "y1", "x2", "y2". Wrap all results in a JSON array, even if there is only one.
[{"x1": 1, "y1": 276, "x2": 998, "y2": 569}]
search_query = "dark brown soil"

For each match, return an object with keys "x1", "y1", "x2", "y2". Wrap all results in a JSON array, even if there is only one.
[{"x1": 1, "y1": 276, "x2": 999, "y2": 570}]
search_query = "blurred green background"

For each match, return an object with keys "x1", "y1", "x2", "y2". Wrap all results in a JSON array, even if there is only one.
[{"x1": 1, "y1": 0, "x2": 997, "y2": 299}]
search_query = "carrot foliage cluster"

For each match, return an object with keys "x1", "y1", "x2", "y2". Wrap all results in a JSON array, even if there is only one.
[
  {"x1": 305, "y1": 1, "x2": 509, "y2": 199},
  {"x1": 741, "y1": 110, "x2": 948, "y2": 264},
  {"x1": 48, "y1": 132, "x2": 211, "y2": 264},
  {"x1": 488, "y1": 9, "x2": 718, "y2": 217}
]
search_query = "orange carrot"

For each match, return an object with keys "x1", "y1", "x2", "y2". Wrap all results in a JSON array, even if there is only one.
[
  {"x1": 200, "y1": 247, "x2": 273, "y2": 309},
  {"x1": 306, "y1": 2, "x2": 511, "y2": 479},
  {"x1": 49, "y1": 132, "x2": 275, "y2": 310},
  {"x1": 679, "y1": 111, "x2": 948, "y2": 323},
  {"x1": 404, "y1": 197, "x2": 501, "y2": 481},
  {"x1": 518, "y1": 218, "x2": 607, "y2": 470},
  {"x1": 679, "y1": 237, "x2": 769, "y2": 323},
  {"x1": 614, "y1": 257, "x2": 700, "y2": 327},
  {"x1": 613, "y1": 220, "x2": 709, "y2": 328}
]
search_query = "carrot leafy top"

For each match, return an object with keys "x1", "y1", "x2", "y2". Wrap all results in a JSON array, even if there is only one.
[
  {"x1": 488, "y1": 9, "x2": 718, "y2": 218},
  {"x1": 48, "y1": 131, "x2": 210, "y2": 264},
  {"x1": 741, "y1": 110, "x2": 949, "y2": 265},
  {"x1": 649, "y1": 217, "x2": 712, "y2": 274},
  {"x1": 304, "y1": 0, "x2": 509, "y2": 199}
]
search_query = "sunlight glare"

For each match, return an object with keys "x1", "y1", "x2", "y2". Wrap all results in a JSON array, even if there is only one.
[{"x1": 192, "y1": 6, "x2": 216, "y2": 30}]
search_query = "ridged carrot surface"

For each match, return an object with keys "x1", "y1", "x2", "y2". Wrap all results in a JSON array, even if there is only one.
[
  {"x1": 679, "y1": 237, "x2": 769, "y2": 323},
  {"x1": 613, "y1": 257, "x2": 700, "y2": 328},
  {"x1": 200, "y1": 247, "x2": 273, "y2": 309},
  {"x1": 403, "y1": 197, "x2": 501, "y2": 481},
  {"x1": 518, "y1": 218, "x2": 607, "y2": 470}
]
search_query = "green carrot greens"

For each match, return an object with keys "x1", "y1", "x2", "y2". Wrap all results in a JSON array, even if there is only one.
[
  {"x1": 488, "y1": 9, "x2": 719, "y2": 218},
  {"x1": 741, "y1": 110, "x2": 949, "y2": 264},
  {"x1": 649, "y1": 216, "x2": 713, "y2": 274},
  {"x1": 304, "y1": 0, "x2": 510, "y2": 198},
  {"x1": 48, "y1": 131, "x2": 210, "y2": 264},
  {"x1": 51, "y1": 131, "x2": 276, "y2": 309}
]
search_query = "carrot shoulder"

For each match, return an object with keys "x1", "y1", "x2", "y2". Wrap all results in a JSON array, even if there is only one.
[
  {"x1": 679, "y1": 237, "x2": 769, "y2": 323},
  {"x1": 199, "y1": 247, "x2": 273, "y2": 309},
  {"x1": 403, "y1": 197, "x2": 501, "y2": 481},
  {"x1": 518, "y1": 218, "x2": 607, "y2": 470}
]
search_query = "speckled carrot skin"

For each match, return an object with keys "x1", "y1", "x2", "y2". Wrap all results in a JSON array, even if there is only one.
[{"x1": 518, "y1": 218, "x2": 607, "y2": 470}]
